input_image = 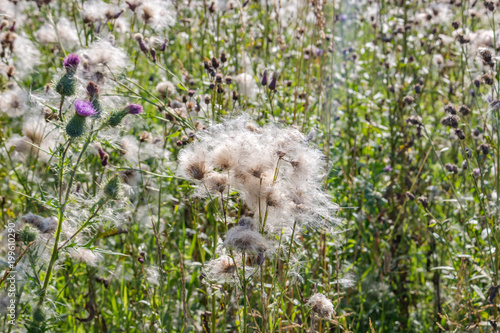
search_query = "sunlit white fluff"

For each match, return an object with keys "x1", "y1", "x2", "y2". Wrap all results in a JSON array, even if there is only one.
[
  {"x1": 11, "y1": 34, "x2": 41, "y2": 77},
  {"x1": 308, "y1": 293, "x2": 334, "y2": 318},
  {"x1": 235, "y1": 73, "x2": 258, "y2": 100},
  {"x1": 6, "y1": 113, "x2": 61, "y2": 163},
  {"x1": 202, "y1": 253, "x2": 254, "y2": 283},
  {"x1": 0, "y1": 85, "x2": 28, "y2": 118},
  {"x1": 178, "y1": 116, "x2": 340, "y2": 237},
  {"x1": 68, "y1": 247, "x2": 101, "y2": 266},
  {"x1": 137, "y1": 0, "x2": 176, "y2": 31},
  {"x1": 35, "y1": 18, "x2": 80, "y2": 50},
  {"x1": 78, "y1": 39, "x2": 128, "y2": 82}
]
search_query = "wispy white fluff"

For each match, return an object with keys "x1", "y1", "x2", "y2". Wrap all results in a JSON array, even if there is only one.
[
  {"x1": 11, "y1": 34, "x2": 41, "y2": 77},
  {"x1": 178, "y1": 116, "x2": 340, "y2": 236},
  {"x1": 235, "y1": 73, "x2": 258, "y2": 100},
  {"x1": 136, "y1": 0, "x2": 176, "y2": 31},
  {"x1": 20, "y1": 213, "x2": 57, "y2": 233},
  {"x1": 6, "y1": 113, "x2": 61, "y2": 163},
  {"x1": 78, "y1": 39, "x2": 128, "y2": 80},
  {"x1": 0, "y1": 86, "x2": 28, "y2": 118},
  {"x1": 202, "y1": 253, "x2": 254, "y2": 283},
  {"x1": 308, "y1": 293, "x2": 335, "y2": 318},
  {"x1": 35, "y1": 18, "x2": 80, "y2": 50},
  {"x1": 68, "y1": 247, "x2": 101, "y2": 266}
]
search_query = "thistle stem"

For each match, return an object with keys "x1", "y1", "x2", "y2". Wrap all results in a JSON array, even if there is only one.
[
  {"x1": 242, "y1": 252, "x2": 248, "y2": 333},
  {"x1": 58, "y1": 95, "x2": 65, "y2": 121}
]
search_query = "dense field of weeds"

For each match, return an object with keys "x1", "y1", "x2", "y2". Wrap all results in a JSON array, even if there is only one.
[{"x1": 3, "y1": 0, "x2": 500, "y2": 332}]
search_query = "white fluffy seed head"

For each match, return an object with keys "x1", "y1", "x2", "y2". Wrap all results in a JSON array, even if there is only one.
[
  {"x1": 223, "y1": 226, "x2": 268, "y2": 255},
  {"x1": 20, "y1": 213, "x2": 57, "y2": 234},
  {"x1": 202, "y1": 253, "x2": 254, "y2": 283},
  {"x1": 177, "y1": 146, "x2": 211, "y2": 181},
  {"x1": 178, "y1": 115, "x2": 340, "y2": 236},
  {"x1": 308, "y1": 293, "x2": 334, "y2": 318},
  {"x1": 68, "y1": 247, "x2": 100, "y2": 266}
]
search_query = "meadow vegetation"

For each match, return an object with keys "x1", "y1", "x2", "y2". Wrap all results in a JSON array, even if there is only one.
[{"x1": 1, "y1": 0, "x2": 500, "y2": 332}]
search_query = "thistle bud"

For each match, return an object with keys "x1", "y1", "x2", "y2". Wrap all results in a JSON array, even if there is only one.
[
  {"x1": 86, "y1": 81, "x2": 103, "y2": 117},
  {"x1": 103, "y1": 175, "x2": 121, "y2": 199},
  {"x1": 269, "y1": 72, "x2": 278, "y2": 90},
  {"x1": 225, "y1": 75, "x2": 232, "y2": 84},
  {"x1": 455, "y1": 128, "x2": 465, "y2": 140},
  {"x1": 56, "y1": 73, "x2": 77, "y2": 97},
  {"x1": 473, "y1": 168, "x2": 481, "y2": 178},
  {"x1": 98, "y1": 147, "x2": 109, "y2": 166},
  {"x1": 417, "y1": 196, "x2": 429, "y2": 208},
  {"x1": 140, "y1": 131, "x2": 153, "y2": 142},
  {"x1": 478, "y1": 143, "x2": 491, "y2": 155},
  {"x1": 160, "y1": 38, "x2": 169, "y2": 52},
  {"x1": 215, "y1": 73, "x2": 223, "y2": 83},
  {"x1": 232, "y1": 90, "x2": 239, "y2": 101},
  {"x1": 402, "y1": 95, "x2": 414, "y2": 105},
  {"x1": 113, "y1": 10, "x2": 124, "y2": 19},
  {"x1": 485, "y1": 1, "x2": 495, "y2": 11},
  {"x1": 261, "y1": 70, "x2": 268, "y2": 86},
  {"x1": 204, "y1": 60, "x2": 211, "y2": 70},
  {"x1": 459, "y1": 105, "x2": 470, "y2": 116},
  {"x1": 19, "y1": 226, "x2": 37, "y2": 243},
  {"x1": 414, "y1": 84, "x2": 422, "y2": 94},
  {"x1": 452, "y1": 20, "x2": 462, "y2": 30},
  {"x1": 482, "y1": 73, "x2": 493, "y2": 85},
  {"x1": 256, "y1": 251, "x2": 265, "y2": 265},
  {"x1": 204, "y1": 95, "x2": 211, "y2": 104},
  {"x1": 211, "y1": 57, "x2": 219, "y2": 69},
  {"x1": 151, "y1": 48, "x2": 157, "y2": 62},
  {"x1": 464, "y1": 147, "x2": 472, "y2": 158},
  {"x1": 6, "y1": 65, "x2": 15, "y2": 78},
  {"x1": 405, "y1": 192, "x2": 415, "y2": 200},
  {"x1": 221, "y1": 52, "x2": 227, "y2": 63},
  {"x1": 32, "y1": 307, "x2": 46, "y2": 323},
  {"x1": 66, "y1": 100, "x2": 97, "y2": 138},
  {"x1": 137, "y1": 37, "x2": 149, "y2": 55},
  {"x1": 108, "y1": 104, "x2": 144, "y2": 127},
  {"x1": 188, "y1": 89, "x2": 195, "y2": 97},
  {"x1": 86, "y1": 81, "x2": 100, "y2": 98},
  {"x1": 440, "y1": 115, "x2": 459, "y2": 128}
]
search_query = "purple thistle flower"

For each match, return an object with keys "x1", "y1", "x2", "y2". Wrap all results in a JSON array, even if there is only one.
[
  {"x1": 63, "y1": 54, "x2": 80, "y2": 71},
  {"x1": 74, "y1": 100, "x2": 97, "y2": 117},
  {"x1": 124, "y1": 104, "x2": 144, "y2": 115},
  {"x1": 383, "y1": 165, "x2": 393, "y2": 172},
  {"x1": 268, "y1": 72, "x2": 278, "y2": 90},
  {"x1": 160, "y1": 38, "x2": 169, "y2": 52},
  {"x1": 261, "y1": 70, "x2": 268, "y2": 86},
  {"x1": 113, "y1": 10, "x2": 124, "y2": 19}
]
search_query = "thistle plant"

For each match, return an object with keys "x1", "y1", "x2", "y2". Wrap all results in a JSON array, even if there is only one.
[{"x1": 8, "y1": 0, "x2": 500, "y2": 332}]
